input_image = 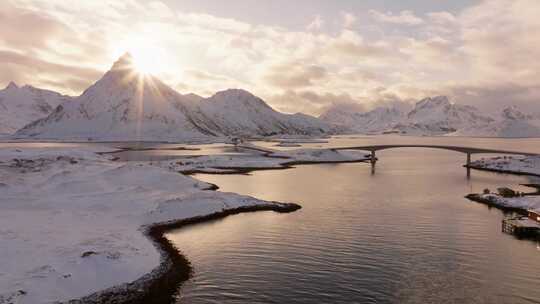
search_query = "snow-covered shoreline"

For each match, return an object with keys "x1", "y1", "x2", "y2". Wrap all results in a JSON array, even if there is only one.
[
  {"x1": 466, "y1": 192, "x2": 540, "y2": 214},
  {"x1": 153, "y1": 146, "x2": 370, "y2": 175},
  {"x1": 0, "y1": 143, "x2": 365, "y2": 303},
  {"x1": 466, "y1": 155, "x2": 540, "y2": 214},
  {"x1": 469, "y1": 155, "x2": 540, "y2": 177}
]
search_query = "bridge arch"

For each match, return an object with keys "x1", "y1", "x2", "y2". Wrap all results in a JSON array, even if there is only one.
[{"x1": 332, "y1": 145, "x2": 537, "y2": 177}]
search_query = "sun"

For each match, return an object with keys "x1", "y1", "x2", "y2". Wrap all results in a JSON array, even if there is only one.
[
  {"x1": 113, "y1": 40, "x2": 167, "y2": 76},
  {"x1": 130, "y1": 46, "x2": 163, "y2": 75},
  {"x1": 129, "y1": 47, "x2": 161, "y2": 74}
]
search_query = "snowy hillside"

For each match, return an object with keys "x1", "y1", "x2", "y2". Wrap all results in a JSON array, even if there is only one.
[
  {"x1": 0, "y1": 82, "x2": 71, "y2": 135},
  {"x1": 393, "y1": 96, "x2": 494, "y2": 135},
  {"x1": 15, "y1": 54, "x2": 332, "y2": 141},
  {"x1": 16, "y1": 54, "x2": 211, "y2": 141},
  {"x1": 190, "y1": 89, "x2": 332, "y2": 137},
  {"x1": 319, "y1": 103, "x2": 403, "y2": 134},
  {"x1": 453, "y1": 106, "x2": 540, "y2": 138},
  {"x1": 320, "y1": 96, "x2": 500, "y2": 136},
  {"x1": 13, "y1": 53, "x2": 538, "y2": 140}
]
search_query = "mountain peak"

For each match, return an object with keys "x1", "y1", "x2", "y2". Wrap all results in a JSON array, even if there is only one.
[
  {"x1": 213, "y1": 89, "x2": 273, "y2": 109},
  {"x1": 320, "y1": 102, "x2": 366, "y2": 117},
  {"x1": 5, "y1": 81, "x2": 18, "y2": 90},
  {"x1": 415, "y1": 96, "x2": 450, "y2": 109},
  {"x1": 215, "y1": 88, "x2": 255, "y2": 98},
  {"x1": 501, "y1": 105, "x2": 529, "y2": 120},
  {"x1": 111, "y1": 52, "x2": 135, "y2": 71},
  {"x1": 209, "y1": 89, "x2": 264, "y2": 105}
]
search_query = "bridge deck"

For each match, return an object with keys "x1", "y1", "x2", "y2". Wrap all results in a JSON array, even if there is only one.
[{"x1": 333, "y1": 145, "x2": 538, "y2": 156}]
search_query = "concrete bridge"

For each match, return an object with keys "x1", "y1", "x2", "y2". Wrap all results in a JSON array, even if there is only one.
[{"x1": 332, "y1": 145, "x2": 539, "y2": 177}]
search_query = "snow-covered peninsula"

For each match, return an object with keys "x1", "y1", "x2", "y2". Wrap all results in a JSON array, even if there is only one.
[
  {"x1": 0, "y1": 143, "x2": 368, "y2": 303},
  {"x1": 467, "y1": 155, "x2": 540, "y2": 214},
  {"x1": 469, "y1": 155, "x2": 540, "y2": 177}
]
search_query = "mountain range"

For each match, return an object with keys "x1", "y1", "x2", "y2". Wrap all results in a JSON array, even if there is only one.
[
  {"x1": 320, "y1": 96, "x2": 540, "y2": 138},
  {"x1": 0, "y1": 82, "x2": 71, "y2": 135},
  {"x1": 2, "y1": 53, "x2": 540, "y2": 140},
  {"x1": 14, "y1": 54, "x2": 332, "y2": 141}
]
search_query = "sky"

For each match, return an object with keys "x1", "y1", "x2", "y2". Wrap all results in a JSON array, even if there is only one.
[{"x1": 1, "y1": 0, "x2": 539, "y2": 115}]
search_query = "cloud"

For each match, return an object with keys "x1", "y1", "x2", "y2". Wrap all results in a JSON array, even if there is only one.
[
  {"x1": 307, "y1": 15, "x2": 325, "y2": 31},
  {"x1": 263, "y1": 64, "x2": 327, "y2": 89},
  {"x1": 181, "y1": 12, "x2": 252, "y2": 33},
  {"x1": 446, "y1": 83, "x2": 540, "y2": 114},
  {"x1": 458, "y1": 0, "x2": 540, "y2": 87},
  {"x1": 268, "y1": 88, "x2": 413, "y2": 116},
  {"x1": 342, "y1": 12, "x2": 357, "y2": 28},
  {"x1": 320, "y1": 101, "x2": 367, "y2": 116},
  {"x1": 0, "y1": 1, "x2": 74, "y2": 52},
  {"x1": 369, "y1": 9, "x2": 424, "y2": 25},
  {"x1": 177, "y1": 69, "x2": 243, "y2": 96},
  {"x1": 3, "y1": 0, "x2": 540, "y2": 115},
  {"x1": 324, "y1": 30, "x2": 393, "y2": 65},
  {"x1": 427, "y1": 11, "x2": 457, "y2": 25},
  {"x1": 0, "y1": 50, "x2": 102, "y2": 94},
  {"x1": 267, "y1": 90, "x2": 361, "y2": 115},
  {"x1": 184, "y1": 70, "x2": 231, "y2": 82}
]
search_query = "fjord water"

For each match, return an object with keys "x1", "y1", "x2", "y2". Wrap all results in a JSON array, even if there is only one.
[{"x1": 167, "y1": 136, "x2": 540, "y2": 304}]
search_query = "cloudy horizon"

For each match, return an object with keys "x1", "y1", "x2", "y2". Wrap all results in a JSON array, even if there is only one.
[{"x1": 2, "y1": 0, "x2": 539, "y2": 115}]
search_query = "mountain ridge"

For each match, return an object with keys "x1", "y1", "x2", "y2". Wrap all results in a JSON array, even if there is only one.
[
  {"x1": 14, "y1": 54, "x2": 332, "y2": 140},
  {"x1": 6, "y1": 54, "x2": 540, "y2": 140},
  {"x1": 320, "y1": 97, "x2": 540, "y2": 138},
  {"x1": 0, "y1": 82, "x2": 71, "y2": 135}
]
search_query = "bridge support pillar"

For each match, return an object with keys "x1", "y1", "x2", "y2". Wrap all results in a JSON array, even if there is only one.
[
  {"x1": 371, "y1": 151, "x2": 377, "y2": 174},
  {"x1": 466, "y1": 153, "x2": 471, "y2": 178}
]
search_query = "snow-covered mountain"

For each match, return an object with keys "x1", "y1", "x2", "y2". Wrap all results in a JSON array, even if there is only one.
[
  {"x1": 392, "y1": 96, "x2": 494, "y2": 135},
  {"x1": 319, "y1": 103, "x2": 403, "y2": 134},
  {"x1": 15, "y1": 54, "x2": 332, "y2": 141},
  {"x1": 453, "y1": 106, "x2": 540, "y2": 138},
  {"x1": 16, "y1": 54, "x2": 210, "y2": 141},
  {"x1": 321, "y1": 96, "x2": 540, "y2": 138},
  {"x1": 320, "y1": 96, "x2": 498, "y2": 136},
  {"x1": 13, "y1": 53, "x2": 538, "y2": 140},
  {"x1": 0, "y1": 82, "x2": 71, "y2": 135},
  {"x1": 188, "y1": 89, "x2": 331, "y2": 137}
]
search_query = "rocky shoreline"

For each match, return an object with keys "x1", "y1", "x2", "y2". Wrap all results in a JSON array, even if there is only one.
[
  {"x1": 465, "y1": 193, "x2": 528, "y2": 214},
  {"x1": 60, "y1": 145, "x2": 366, "y2": 303},
  {"x1": 465, "y1": 163, "x2": 540, "y2": 235},
  {"x1": 466, "y1": 164, "x2": 540, "y2": 178},
  {"x1": 181, "y1": 158, "x2": 370, "y2": 175},
  {"x1": 0, "y1": 144, "x2": 323, "y2": 304},
  {"x1": 67, "y1": 202, "x2": 300, "y2": 304}
]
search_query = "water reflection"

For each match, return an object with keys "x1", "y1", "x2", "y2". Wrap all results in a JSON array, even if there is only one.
[
  {"x1": 167, "y1": 137, "x2": 540, "y2": 304},
  {"x1": 112, "y1": 144, "x2": 250, "y2": 161}
]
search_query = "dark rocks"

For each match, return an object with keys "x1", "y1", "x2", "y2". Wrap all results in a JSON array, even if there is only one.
[
  {"x1": 497, "y1": 187, "x2": 517, "y2": 198},
  {"x1": 81, "y1": 251, "x2": 98, "y2": 258},
  {"x1": 57, "y1": 156, "x2": 78, "y2": 163},
  {"x1": 66, "y1": 202, "x2": 301, "y2": 304}
]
